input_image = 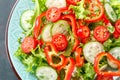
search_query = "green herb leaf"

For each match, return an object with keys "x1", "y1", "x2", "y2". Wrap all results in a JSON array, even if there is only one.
[
  {"x1": 76, "y1": 63, "x2": 95, "y2": 80},
  {"x1": 69, "y1": 0, "x2": 90, "y2": 19}
]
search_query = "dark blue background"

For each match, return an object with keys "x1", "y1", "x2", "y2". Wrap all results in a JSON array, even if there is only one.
[{"x1": 0, "y1": 0, "x2": 18, "y2": 80}]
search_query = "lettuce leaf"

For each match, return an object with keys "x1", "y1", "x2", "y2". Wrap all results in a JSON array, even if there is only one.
[
  {"x1": 34, "y1": 0, "x2": 47, "y2": 16},
  {"x1": 110, "y1": 0, "x2": 120, "y2": 19},
  {"x1": 15, "y1": 46, "x2": 48, "y2": 73},
  {"x1": 74, "y1": 63, "x2": 95, "y2": 80},
  {"x1": 103, "y1": 38, "x2": 120, "y2": 51},
  {"x1": 69, "y1": 0, "x2": 90, "y2": 19}
]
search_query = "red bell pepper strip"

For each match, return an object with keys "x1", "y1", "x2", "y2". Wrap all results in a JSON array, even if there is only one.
[
  {"x1": 61, "y1": 14, "x2": 79, "y2": 51},
  {"x1": 61, "y1": 14, "x2": 77, "y2": 37},
  {"x1": 72, "y1": 37, "x2": 79, "y2": 51},
  {"x1": 113, "y1": 29, "x2": 120, "y2": 39},
  {"x1": 59, "y1": 7, "x2": 73, "y2": 14},
  {"x1": 85, "y1": 0, "x2": 104, "y2": 22},
  {"x1": 94, "y1": 52, "x2": 120, "y2": 76},
  {"x1": 75, "y1": 47, "x2": 84, "y2": 67},
  {"x1": 102, "y1": 14, "x2": 112, "y2": 26},
  {"x1": 58, "y1": 58, "x2": 75, "y2": 80},
  {"x1": 44, "y1": 42, "x2": 66, "y2": 68},
  {"x1": 33, "y1": 12, "x2": 46, "y2": 39},
  {"x1": 78, "y1": 19, "x2": 83, "y2": 27}
]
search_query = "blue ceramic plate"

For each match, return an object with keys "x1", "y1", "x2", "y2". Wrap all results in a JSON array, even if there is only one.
[
  {"x1": 6, "y1": 0, "x2": 37, "y2": 80},
  {"x1": 5, "y1": 0, "x2": 120, "y2": 80}
]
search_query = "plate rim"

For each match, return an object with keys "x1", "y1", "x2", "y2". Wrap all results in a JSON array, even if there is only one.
[
  {"x1": 5, "y1": 0, "x2": 120, "y2": 80},
  {"x1": 5, "y1": 0, "x2": 21, "y2": 79}
]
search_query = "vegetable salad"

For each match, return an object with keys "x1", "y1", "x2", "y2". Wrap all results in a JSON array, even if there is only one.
[{"x1": 15, "y1": 0, "x2": 120, "y2": 80}]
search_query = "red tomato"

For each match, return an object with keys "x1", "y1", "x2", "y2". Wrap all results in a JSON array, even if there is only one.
[
  {"x1": 115, "y1": 20, "x2": 120, "y2": 34},
  {"x1": 94, "y1": 26, "x2": 110, "y2": 42},
  {"x1": 52, "y1": 34, "x2": 68, "y2": 51},
  {"x1": 77, "y1": 26, "x2": 90, "y2": 39},
  {"x1": 81, "y1": 37, "x2": 90, "y2": 44},
  {"x1": 21, "y1": 37, "x2": 37, "y2": 53},
  {"x1": 66, "y1": 0, "x2": 80, "y2": 5},
  {"x1": 97, "y1": 75, "x2": 113, "y2": 80},
  {"x1": 46, "y1": 7, "x2": 61, "y2": 22}
]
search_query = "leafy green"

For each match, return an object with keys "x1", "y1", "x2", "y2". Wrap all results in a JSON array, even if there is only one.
[
  {"x1": 15, "y1": 46, "x2": 48, "y2": 73},
  {"x1": 31, "y1": 45, "x2": 46, "y2": 59},
  {"x1": 99, "y1": 57, "x2": 108, "y2": 68},
  {"x1": 89, "y1": 21, "x2": 105, "y2": 30},
  {"x1": 34, "y1": 0, "x2": 47, "y2": 16},
  {"x1": 15, "y1": 47, "x2": 28, "y2": 61},
  {"x1": 103, "y1": 38, "x2": 120, "y2": 51},
  {"x1": 32, "y1": 0, "x2": 35, "y2": 2},
  {"x1": 69, "y1": 0, "x2": 90, "y2": 19},
  {"x1": 110, "y1": 0, "x2": 120, "y2": 19},
  {"x1": 107, "y1": 25, "x2": 115, "y2": 34},
  {"x1": 76, "y1": 63, "x2": 95, "y2": 80}
]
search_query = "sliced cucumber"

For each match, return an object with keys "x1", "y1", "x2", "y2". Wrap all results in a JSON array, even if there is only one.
[
  {"x1": 45, "y1": 0, "x2": 66, "y2": 8},
  {"x1": 20, "y1": 10, "x2": 35, "y2": 31},
  {"x1": 108, "y1": 47, "x2": 120, "y2": 69},
  {"x1": 52, "y1": 20, "x2": 69, "y2": 36},
  {"x1": 104, "y1": 3, "x2": 117, "y2": 22},
  {"x1": 83, "y1": 42, "x2": 104, "y2": 64},
  {"x1": 36, "y1": 66, "x2": 58, "y2": 80},
  {"x1": 42, "y1": 23, "x2": 53, "y2": 42}
]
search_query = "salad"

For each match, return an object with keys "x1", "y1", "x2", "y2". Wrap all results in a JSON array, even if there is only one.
[{"x1": 15, "y1": 0, "x2": 120, "y2": 80}]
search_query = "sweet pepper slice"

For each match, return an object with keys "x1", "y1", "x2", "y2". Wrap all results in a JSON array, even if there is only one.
[
  {"x1": 94, "y1": 52, "x2": 120, "y2": 76},
  {"x1": 44, "y1": 42, "x2": 66, "y2": 68}
]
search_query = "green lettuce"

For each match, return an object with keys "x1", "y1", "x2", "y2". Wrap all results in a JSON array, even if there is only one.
[
  {"x1": 110, "y1": 0, "x2": 120, "y2": 19},
  {"x1": 69, "y1": 0, "x2": 90, "y2": 19},
  {"x1": 15, "y1": 46, "x2": 48, "y2": 73},
  {"x1": 34, "y1": 0, "x2": 47, "y2": 16},
  {"x1": 74, "y1": 63, "x2": 95, "y2": 80},
  {"x1": 103, "y1": 38, "x2": 120, "y2": 51}
]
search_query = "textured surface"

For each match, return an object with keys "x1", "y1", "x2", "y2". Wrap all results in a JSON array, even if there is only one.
[
  {"x1": 7, "y1": 0, "x2": 37, "y2": 80},
  {"x1": 0, "y1": 0, "x2": 18, "y2": 80}
]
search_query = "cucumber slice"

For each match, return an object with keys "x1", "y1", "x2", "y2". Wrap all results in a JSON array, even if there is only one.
[
  {"x1": 104, "y1": 3, "x2": 117, "y2": 22},
  {"x1": 36, "y1": 66, "x2": 58, "y2": 80},
  {"x1": 45, "y1": 0, "x2": 66, "y2": 8},
  {"x1": 20, "y1": 10, "x2": 35, "y2": 31},
  {"x1": 42, "y1": 23, "x2": 53, "y2": 42},
  {"x1": 83, "y1": 42, "x2": 104, "y2": 63},
  {"x1": 52, "y1": 20, "x2": 69, "y2": 36},
  {"x1": 108, "y1": 47, "x2": 120, "y2": 69}
]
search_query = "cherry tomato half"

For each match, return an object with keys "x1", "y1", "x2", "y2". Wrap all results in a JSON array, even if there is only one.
[
  {"x1": 77, "y1": 26, "x2": 90, "y2": 39},
  {"x1": 52, "y1": 34, "x2": 68, "y2": 51},
  {"x1": 94, "y1": 26, "x2": 110, "y2": 42},
  {"x1": 46, "y1": 7, "x2": 61, "y2": 22},
  {"x1": 66, "y1": 0, "x2": 80, "y2": 5},
  {"x1": 21, "y1": 37, "x2": 37, "y2": 53},
  {"x1": 97, "y1": 75, "x2": 113, "y2": 80},
  {"x1": 115, "y1": 20, "x2": 120, "y2": 34},
  {"x1": 81, "y1": 37, "x2": 90, "y2": 44}
]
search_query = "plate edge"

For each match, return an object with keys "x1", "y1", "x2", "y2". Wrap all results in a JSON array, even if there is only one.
[{"x1": 5, "y1": 0, "x2": 22, "y2": 80}]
